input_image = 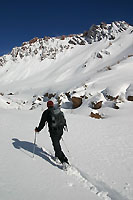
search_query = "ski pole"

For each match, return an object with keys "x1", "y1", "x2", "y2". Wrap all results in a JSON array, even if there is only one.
[
  {"x1": 62, "y1": 137, "x2": 71, "y2": 156},
  {"x1": 33, "y1": 131, "x2": 37, "y2": 158},
  {"x1": 65, "y1": 125, "x2": 68, "y2": 132}
]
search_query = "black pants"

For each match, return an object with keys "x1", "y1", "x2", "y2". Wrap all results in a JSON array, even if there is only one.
[{"x1": 50, "y1": 128, "x2": 68, "y2": 163}]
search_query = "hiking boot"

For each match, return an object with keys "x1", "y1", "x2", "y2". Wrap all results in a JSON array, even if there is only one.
[
  {"x1": 63, "y1": 157, "x2": 69, "y2": 164},
  {"x1": 62, "y1": 162, "x2": 70, "y2": 170},
  {"x1": 54, "y1": 157, "x2": 61, "y2": 164}
]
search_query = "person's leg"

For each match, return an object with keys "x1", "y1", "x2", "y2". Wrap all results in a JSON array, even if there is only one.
[{"x1": 50, "y1": 132, "x2": 68, "y2": 163}]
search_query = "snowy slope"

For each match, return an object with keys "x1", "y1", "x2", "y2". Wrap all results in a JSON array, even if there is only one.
[{"x1": 0, "y1": 21, "x2": 133, "y2": 200}]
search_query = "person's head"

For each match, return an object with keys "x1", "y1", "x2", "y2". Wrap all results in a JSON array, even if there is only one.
[{"x1": 47, "y1": 100, "x2": 54, "y2": 108}]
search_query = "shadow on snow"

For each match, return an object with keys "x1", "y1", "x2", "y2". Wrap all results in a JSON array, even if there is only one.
[
  {"x1": 12, "y1": 138, "x2": 62, "y2": 170},
  {"x1": 12, "y1": 139, "x2": 129, "y2": 200}
]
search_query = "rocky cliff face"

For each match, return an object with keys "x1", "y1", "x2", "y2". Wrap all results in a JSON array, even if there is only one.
[
  {"x1": 0, "y1": 34, "x2": 86, "y2": 67},
  {"x1": 83, "y1": 21, "x2": 130, "y2": 43},
  {"x1": 0, "y1": 21, "x2": 132, "y2": 67}
]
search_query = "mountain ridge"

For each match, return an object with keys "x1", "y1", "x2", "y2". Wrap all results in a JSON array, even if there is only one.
[
  {"x1": 0, "y1": 21, "x2": 132, "y2": 67},
  {"x1": 0, "y1": 20, "x2": 133, "y2": 114}
]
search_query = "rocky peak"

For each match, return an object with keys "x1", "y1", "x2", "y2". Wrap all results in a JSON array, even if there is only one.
[
  {"x1": 83, "y1": 21, "x2": 130, "y2": 43},
  {"x1": 0, "y1": 21, "x2": 132, "y2": 67},
  {"x1": 0, "y1": 34, "x2": 87, "y2": 66}
]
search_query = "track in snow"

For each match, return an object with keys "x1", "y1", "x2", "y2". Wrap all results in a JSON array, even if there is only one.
[
  {"x1": 41, "y1": 147, "x2": 129, "y2": 200},
  {"x1": 66, "y1": 165, "x2": 129, "y2": 200},
  {"x1": 12, "y1": 139, "x2": 129, "y2": 200}
]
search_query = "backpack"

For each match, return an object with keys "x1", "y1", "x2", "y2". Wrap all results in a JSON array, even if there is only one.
[{"x1": 50, "y1": 108, "x2": 66, "y2": 129}]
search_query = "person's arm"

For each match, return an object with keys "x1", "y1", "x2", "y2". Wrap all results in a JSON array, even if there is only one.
[
  {"x1": 62, "y1": 112, "x2": 68, "y2": 131},
  {"x1": 35, "y1": 110, "x2": 48, "y2": 132}
]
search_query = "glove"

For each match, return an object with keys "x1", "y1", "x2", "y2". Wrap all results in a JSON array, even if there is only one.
[
  {"x1": 35, "y1": 127, "x2": 39, "y2": 133},
  {"x1": 63, "y1": 125, "x2": 68, "y2": 132}
]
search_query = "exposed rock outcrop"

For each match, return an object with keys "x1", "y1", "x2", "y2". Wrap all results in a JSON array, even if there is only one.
[
  {"x1": 71, "y1": 97, "x2": 82, "y2": 109},
  {"x1": 0, "y1": 21, "x2": 131, "y2": 67},
  {"x1": 90, "y1": 112, "x2": 103, "y2": 119},
  {"x1": 83, "y1": 21, "x2": 129, "y2": 44}
]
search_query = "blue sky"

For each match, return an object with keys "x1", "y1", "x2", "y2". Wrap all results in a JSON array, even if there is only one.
[{"x1": 0, "y1": 0, "x2": 133, "y2": 56}]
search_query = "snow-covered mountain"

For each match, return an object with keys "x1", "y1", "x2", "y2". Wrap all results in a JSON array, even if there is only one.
[
  {"x1": 0, "y1": 21, "x2": 130, "y2": 65},
  {"x1": 0, "y1": 21, "x2": 133, "y2": 200},
  {"x1": 0, "y1": 20, "x2": 133, "y2": 112}
]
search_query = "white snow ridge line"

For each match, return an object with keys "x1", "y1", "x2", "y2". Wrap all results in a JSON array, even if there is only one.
[{"x1": 66, "y1": 166, "x2": 129, "y2": 200}]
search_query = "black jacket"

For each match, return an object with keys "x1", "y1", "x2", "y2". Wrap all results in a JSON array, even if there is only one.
[
  {"x1": 36, "y1": 108, "x2": 53, "y2": 132},
  {"x1": 36, "y1": 108, "x2": 67, "y2": 133}
]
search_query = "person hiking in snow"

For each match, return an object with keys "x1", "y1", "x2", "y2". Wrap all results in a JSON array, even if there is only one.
[{"x1": 35, "y1": 100, "x2": 69, "y2": 165}]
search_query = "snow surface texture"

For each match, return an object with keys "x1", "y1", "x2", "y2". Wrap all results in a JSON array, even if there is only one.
[{"x1": 0, "y1": 21, "x2": 133, "y2": 200}]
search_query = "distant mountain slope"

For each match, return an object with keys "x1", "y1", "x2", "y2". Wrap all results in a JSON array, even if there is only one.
[
  {"x1": 0, "y1": 21, "x2": 131, "y2": 66},
  {"x1": 0, "y1": 21, "x2": 133, "y2": 112}
]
